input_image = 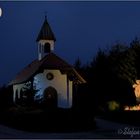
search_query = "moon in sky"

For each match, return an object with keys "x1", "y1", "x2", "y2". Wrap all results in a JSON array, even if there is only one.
[{"x1": 0, "y1": 8, "x2": 2, "y2": 17}]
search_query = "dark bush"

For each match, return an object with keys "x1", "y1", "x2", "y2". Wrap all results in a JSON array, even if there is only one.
[{"x1": 0, "y1": 85, "x2": 13, "y2": 110}]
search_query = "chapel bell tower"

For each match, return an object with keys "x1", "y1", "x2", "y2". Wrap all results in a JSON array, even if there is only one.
[{"x1": 36, "y1": 16, "x2": 56, "y2": 60}]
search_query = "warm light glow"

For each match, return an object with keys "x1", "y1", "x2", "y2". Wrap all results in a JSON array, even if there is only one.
[
  {"x1": 133, "y1": 80, "x2": 140, "y2": 97},
  {"x1": 124, "y1": 104, "x2": 140, "y2": 111},
  {"x1": 108, "y1": 101, "x2": 120, "y2": 111},
  {"x1": 123, "y1": 80, "x2": 140, "y2": 111}
]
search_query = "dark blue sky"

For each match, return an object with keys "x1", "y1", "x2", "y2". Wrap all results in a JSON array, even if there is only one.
[{"x1": 0, "y1": 1, "x2": 140, "y2": 85}]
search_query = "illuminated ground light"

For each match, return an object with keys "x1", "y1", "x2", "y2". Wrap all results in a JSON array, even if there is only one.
[
  {"x1": 124, "y1": 104, "x2": 140, "y2": 111},
  {"x1": 124, "y1": 80, "x2": 140, "y2": 111},
  {"x1": 133, "y1": 80, "x2": 140, "y2": 99}
]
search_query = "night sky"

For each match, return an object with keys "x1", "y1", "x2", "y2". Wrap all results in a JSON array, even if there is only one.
[{"x1": 0, "y1": 1, "x2": 140, "y2": 85}]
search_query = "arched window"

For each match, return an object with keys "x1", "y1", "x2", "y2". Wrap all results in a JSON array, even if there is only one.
[{"x1": 44, "y1": 43, "x2": 51, "y2": 53}]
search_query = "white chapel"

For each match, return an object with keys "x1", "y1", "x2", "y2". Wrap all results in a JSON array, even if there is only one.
[{"x1": 9, "y1": 17, "x2": 86, "y2": 108}]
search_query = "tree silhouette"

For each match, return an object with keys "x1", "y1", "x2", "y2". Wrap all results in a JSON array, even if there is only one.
[
  {"x1": 73, "y1": 42, "x2": 137, "y2": 112},
  {"x1": 130, "y1": 37, "x2": 140, "y2": 79},
  {"x1": 74, "y1": 57, "x2": 82, "y2": 70}
]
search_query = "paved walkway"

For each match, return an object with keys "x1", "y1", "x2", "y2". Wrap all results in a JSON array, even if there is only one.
[
  {"x1": 0, "y1": 118, "x2": 139, "y2": 138},
  {"x1": 95, "y1": 118, "x2": 140, "y2": 138}
]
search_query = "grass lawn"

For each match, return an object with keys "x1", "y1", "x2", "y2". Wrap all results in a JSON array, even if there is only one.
[
  {"x1": 0, "y1": 106, "x2": 96, "y2": 132},
  {"x1": 97, "y1": 110, "x2": 140, "y2": 126}
]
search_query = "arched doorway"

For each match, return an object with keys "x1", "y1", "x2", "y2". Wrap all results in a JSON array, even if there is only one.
[{"x1": 43, "y1": 86, "x2": 57, "y2": 108}]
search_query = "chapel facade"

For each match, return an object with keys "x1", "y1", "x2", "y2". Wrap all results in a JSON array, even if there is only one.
[{"x1": 9, "y1": 17, "x2": 86, "y2": 108}]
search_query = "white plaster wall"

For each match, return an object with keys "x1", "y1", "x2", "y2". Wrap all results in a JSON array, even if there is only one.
[
  {"x1": 68, "y1": 80, "x2": 73, "y2": 108},
  {"x1": 38, "y1": 40, "x2": 54, "y2": 60},
  {"x1": 13, "y1": 81, "x2": 32, "y2": 103},
  {"x1": 13, "y1": 83, "x2": 25, "y2": 102},
  {"x1": 33, "y1": 69, "x2": 72, "y2": 108}
]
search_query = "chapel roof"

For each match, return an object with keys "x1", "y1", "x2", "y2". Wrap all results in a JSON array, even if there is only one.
[
  {"x1": 36, "y1": 18, "x2": 56, "y2": 42},
  {"x1": 9, "y1": 53, "x2": 86, "y2": 85}
]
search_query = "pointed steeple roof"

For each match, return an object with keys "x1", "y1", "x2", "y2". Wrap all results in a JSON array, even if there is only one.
[{"x1": 36, "y1": 18, "x2": 56, "y2": 42}]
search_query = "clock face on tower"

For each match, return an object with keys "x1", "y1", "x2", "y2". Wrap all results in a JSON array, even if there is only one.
[{"x1": 46, "y1": 72, "x2": 54, "y2": 80}]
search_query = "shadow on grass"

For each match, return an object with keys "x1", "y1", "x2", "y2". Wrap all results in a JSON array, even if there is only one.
[{"x1": 0, "y1": 107, "x2": 96, "y2": 133}]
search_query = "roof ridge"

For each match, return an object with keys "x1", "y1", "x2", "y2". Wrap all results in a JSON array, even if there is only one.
[{"x1": 9, "y1": 53, "x2": 86, "y2": 85}]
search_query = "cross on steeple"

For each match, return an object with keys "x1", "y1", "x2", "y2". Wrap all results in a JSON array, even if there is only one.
[{"x1": 45, "y1": 11, "x2": 47, "y2": 20}]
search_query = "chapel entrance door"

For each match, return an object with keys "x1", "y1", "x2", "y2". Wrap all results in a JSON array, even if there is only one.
[{"x1": 43, "y1": 86, "x2": 57, "y2": 108}]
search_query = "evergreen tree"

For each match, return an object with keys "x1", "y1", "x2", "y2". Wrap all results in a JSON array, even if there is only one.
[
  {"x1": 74, "y1": 57, "x2": 82, "y2": 70},
  {"x1": 108, "y1": 43, "x2": 137, "y2": 84},
  {"x1": 130, "y1": 37, "x2": 140, "y2": 79}
]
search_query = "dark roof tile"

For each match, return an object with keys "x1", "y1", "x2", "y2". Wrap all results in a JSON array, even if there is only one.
[
  {"x1": 9, "y1": 53, "x2": 86, "y2": 85},
  {"x1": 36, "y1": 19, "x2": 56, "y2": 42}
]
